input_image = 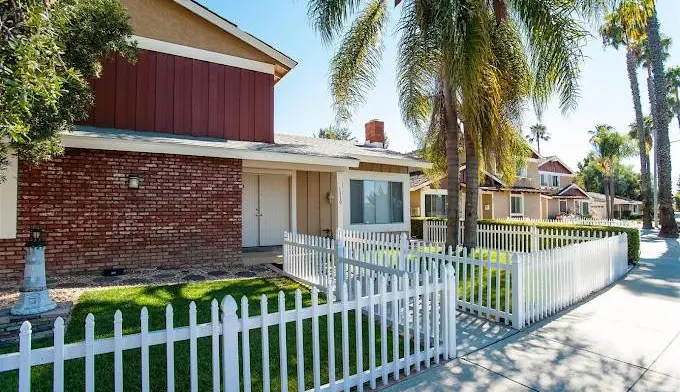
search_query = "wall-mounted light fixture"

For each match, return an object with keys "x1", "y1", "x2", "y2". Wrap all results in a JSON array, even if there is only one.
[
  {"x1": 128, "y1": 175, "x2": 140, "y2": 189},
  {"x1": 326, "y1": 191, "x2": 335, "y2": 205}
]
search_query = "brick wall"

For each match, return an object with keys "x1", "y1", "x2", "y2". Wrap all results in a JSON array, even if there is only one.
[{"x1": 0, "y1": 149, "x2": 242, "y2": 281}]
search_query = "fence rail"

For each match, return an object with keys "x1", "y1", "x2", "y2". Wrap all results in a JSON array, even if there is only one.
[
  {"x1": 284, "y1": 229, "x2": 629, "y2": 330},
  {"x1": 0, "y1": 266, "x2": 457, "y2": 392}
]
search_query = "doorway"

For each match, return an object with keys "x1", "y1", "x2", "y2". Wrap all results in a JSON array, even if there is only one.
[
  {"x1": 242, "y1": 173, "x2": 291, "y2": 247},
  {"x1": 481, "y1": 193, "x2": 493, "y2": 219}
]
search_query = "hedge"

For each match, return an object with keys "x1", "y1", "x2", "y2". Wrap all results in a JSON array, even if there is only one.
[{"x1": 410, "y1": 217, "x2": 640, "y2": 263}]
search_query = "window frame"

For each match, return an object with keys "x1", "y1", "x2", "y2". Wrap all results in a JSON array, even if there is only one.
[
  {"x1": 0, "y1": 154, "x2": 18, "y2": 239},
  {"x1": 517, "y1": 164, "x2": 528, "y2": 179},
  {"x1": 509, "y1": 193, "x2": 524, "y2": 217},
  {"x1": 559, "y1": 199, "x2": 568, "y2": 213},
  {"x1": 342, "y1": 170, "x2": 410, "y2": 233}
]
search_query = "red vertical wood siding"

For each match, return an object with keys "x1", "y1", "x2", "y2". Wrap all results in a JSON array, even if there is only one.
[
  {"x1": 173, "y1": 56, "x2": 193, "y2": 134},
  {"x1": 114, "y1": 53, "x2": 137, "y2": 130},
  {"x1": 94, "y1": 57, "x2": 117, "y2": 127},
  {"x1": 208, "y1": 63, "x2": 225, "y2": 138},
  {"x1": 80, "y1": 49, "x2": 274, "y2": 143},
  {"x1": 155, "y1": 53, "x2": 175, "y2": 133},
  {"x1": 224, "y1": 67, "x2": 241, "y2": 140},
  {"x1": 135, "y1": 51, "x2": 157, "y2": 132},
  {"x1": 191, "y1": 60, "x2": 209, "y2": 136},
  {"x1": 239, "y1": 69, "x2": 254, "y2": 141}
]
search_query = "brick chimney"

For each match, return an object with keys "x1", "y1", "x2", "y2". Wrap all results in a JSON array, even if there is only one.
[{"x1": 365, "y1": 120, "x2": 385, "y2": 145}]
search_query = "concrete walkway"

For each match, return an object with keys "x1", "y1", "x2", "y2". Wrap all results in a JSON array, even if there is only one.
[{"x1": 384, "y1": 230, "x2": 680, "y2": 391}]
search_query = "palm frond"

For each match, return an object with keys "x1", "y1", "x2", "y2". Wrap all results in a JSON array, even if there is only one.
[
  {"x1": 510, "y1": 0, "x2": 589, "y2": 114},
  {"x1": 307, "y1": 0, "x2": 363, "y2": 44},
  {"x1": 329, "y1": 0, "x2": 388, "y2": 122}
]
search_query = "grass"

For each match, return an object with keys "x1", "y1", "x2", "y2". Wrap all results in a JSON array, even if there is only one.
[{"x1": 0, "y1": 277, "x2": 403, "y2": 392}]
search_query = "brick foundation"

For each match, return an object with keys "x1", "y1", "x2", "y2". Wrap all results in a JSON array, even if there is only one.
[{"x1": 0, "y1": 149, "x2": 242, "y2": 281}]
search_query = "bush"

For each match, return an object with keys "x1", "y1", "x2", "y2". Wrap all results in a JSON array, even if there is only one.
[
  {"x1": 410, "y1": 217, "x2": 446, "y2": 239},
  {"x1": 478, "y1": 219, "x2": 640, "y2": 263}
]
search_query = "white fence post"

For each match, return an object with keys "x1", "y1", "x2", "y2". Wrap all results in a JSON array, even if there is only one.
[
  {"x1": 446, "y1": 265, "x2": 457, "y2": 358},
  {"x1": 399, "y1": 233, "x2": 408, "y2": 270},
  {"x1": 511, "y1": 254, "x2": 525, "y2": 330},
  {"x1": 18, "y1": 321, "x2": 31, "y2": 392},
  {"x1": 423, "y1": 220, "x2": 429, "y2": 243},
  {"x1": 530, "y1": 224, "x2": 539, "y2": 252},
  {"x1": 222, "y1": 296, "x2": 240, "y2": 392},
  {"x1": 335, "y1": 237, "x2": 345, "y2": 301}
]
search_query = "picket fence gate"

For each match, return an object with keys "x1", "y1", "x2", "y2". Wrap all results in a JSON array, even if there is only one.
[
  {"x1": 0, "y1": 267, "x2": 456, "y2": 392},
  {"x1": 283, "y1": 229, "x2": 629, "y2": 330}
]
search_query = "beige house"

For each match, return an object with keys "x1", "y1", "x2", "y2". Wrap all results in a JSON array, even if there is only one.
[
  {"x1": 410, "y1": 149, "x2": 592, "y2": 220},
  {"x1": 587, "y1": 192, "x2": 643, "y2": 219}
]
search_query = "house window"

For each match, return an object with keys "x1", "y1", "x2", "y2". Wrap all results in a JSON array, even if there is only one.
[
  {"x1": 540, "y1": 173, "x2": 560, "y2": 188},
  {"x1": 510, "y1": 194, "x2": 523, "y2": 217},
  {"x1": 350, "y1": 180, "x2": 404, "y2": 224},
  {"x1": 425, "y1": 194, "x2": 447, "y2": 217},
  {"x1": 517, "y1": 164, "x2": 528, "y2": 178},
  {"x1": 559, "y1": 200, "x2": 568, "y2": 213},
  {"x1": 0, "y1": 154, "x2": 18, "y2": 239},
  {"x1": 580, "y1": 201, "x2": 589, "y2": 216}
]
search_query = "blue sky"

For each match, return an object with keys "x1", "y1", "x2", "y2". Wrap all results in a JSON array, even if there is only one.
[{"x1": 203, "y1": 0, "x2": 680, "y2": 184}]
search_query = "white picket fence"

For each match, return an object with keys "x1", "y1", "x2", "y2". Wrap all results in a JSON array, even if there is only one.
[
  {"x1": 283, "y1": 229, "x2": 629, "y2": 330},
  {"x1": 0, "y1": 270, "x2": 457, "y2": 392},
  {"x1": 423, "y1": 220, "x2": 625, "y2": 252},
  {"x1": 516, "y1": 233, "x2": 629, "y2": 326},
  {"x1": 511, "y1": 217, "x2": 639, "y2": 229}
]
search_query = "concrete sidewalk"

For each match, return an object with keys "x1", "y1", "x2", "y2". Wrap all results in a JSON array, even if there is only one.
[{"x1": 384, "y1": 230, "x2": 680, "y2": 392}]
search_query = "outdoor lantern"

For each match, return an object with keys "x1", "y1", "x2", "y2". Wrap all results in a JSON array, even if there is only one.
[
  {"x1": 11, "y1": 227, "x2": 56, "y2": 315},
  {"x1": 128, "y1": 175, "x2": 140, "y2": 189},
  {"x1": 326, "y1": 191, "x2": 335, "y2": 204}
]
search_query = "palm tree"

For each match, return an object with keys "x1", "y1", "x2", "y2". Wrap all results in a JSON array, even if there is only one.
[
  {"x1": 307, "y1": 0, "x2": 601, "y2": 247},
  {"x1": 645, "y1": 5, "x2": 678, "y2": 237},
  {"x1": 666, "y1": 66, "x2": 680, "y2": 129},
  {"x1": 600, "y1": 2, "x2": 652, "y2": 228},
  {"x1": 525, "y1": 123, "x2": 550, "y2": 154},
  {"x1": 589, "y1": 125, "x2": 636, "y2": 219}
]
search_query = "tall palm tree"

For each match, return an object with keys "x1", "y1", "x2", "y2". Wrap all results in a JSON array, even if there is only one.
[
  {"x1": 307, "y1": 0, "x2": 601, "y2": 247},
  {"x1": 645, "y1": 5, "x2": 678, "y2": 237},
  {"x1": 666, "y1": 66, "x2": 680, "y2": 129},
  {"x1": 525, "y1": 123, "x2": 550, "y2": 154},
  {"x1": 589, "y1": 125, "x2": 637, "y2": 219},
  {"x1": 600, "y1": 1, "x2": 652, "y2": 228}
]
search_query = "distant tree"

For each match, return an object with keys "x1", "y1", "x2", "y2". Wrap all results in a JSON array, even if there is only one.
[
  {"x1": 0, "y1": 0, "x2": 136, "y2": 179},
  {"x1": 314, "y1": 126, "x2": 356, "y2": 141},
  {"x1": 576, "y1": 152, "x2": 641, "y2": 201},
  {"x1": 525, "y1": 124, "x2": 550, "y2": 154},
  {"x1": 588, "y1": 124, "x2": 637, "y2": 219},
  {"x1": 667, "y1": 66, "x2": 680, "y2": 129}
]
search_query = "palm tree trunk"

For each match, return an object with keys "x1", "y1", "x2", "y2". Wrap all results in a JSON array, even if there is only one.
[
  {"x1": 537, "y1": 138, "x2": 540, "y2": 155},
  {"x1": 647, "y1": 67, "x2": 660, "y2": 227},
  {"x1": 609, "y1": 173, "x2": 617, "y2": 219},
  {"x1": 443, "y1": 79, "x2": 461, "y2": 248},
  {"x1": 647, "y1": 10, "x2": 679, "y2": 237},
  {"x1": 463, "y1": 131, "x2": 478, "y2": 249},
  {"x1": 604, "y1": 175, "x2": 611, "y2": 219},
  {"x1": 627, "y1": 49, "x2": 653, "y2": 229}
]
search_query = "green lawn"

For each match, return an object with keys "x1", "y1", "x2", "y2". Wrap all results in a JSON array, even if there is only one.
[{"x1": 0, "y1": 277, "x2": 403, "y2": 392}]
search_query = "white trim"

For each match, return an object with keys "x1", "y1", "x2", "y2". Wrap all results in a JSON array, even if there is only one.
[
  {"x1": 340, "y1": 170, "x2": 410, "y2": 233},
  {"x1": 173, "y1": 0, "x2": 297, "y2": 69},
  {"x1": 0, "y1": 153, "x2": 18, "y2": 239},
  {"x1": 556, "y1": 183, "x2": 592, "y2": 199},
  {"x1": 61, "y1": 131, "x2": 360, "y2": 169},
  {"x1": 243, "y1": 160, "x2": 349, "y2": 173},
  {"x1": 539, "y1": 170, "x2": 575, "y2": 178},
  {"x1": 134, "y1": 36, "x2": 275, "y2": 75},
  {"x1": 353, "y1": 154, "x2": 432, "y2": 169},
  {"x1": 242, "y1": 168, "x2": 297, "y2": 236},
  {"x1": 509, "y1": 193, "x2": 524, "y2": 217}
]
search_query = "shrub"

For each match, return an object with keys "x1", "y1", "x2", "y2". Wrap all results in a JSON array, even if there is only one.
[
  {"x1": 410, "y1": 217, "x2": 446, "y2": 239},
  {"x1": 478, "y1": 219, "x2": 640, "y2": 263}
]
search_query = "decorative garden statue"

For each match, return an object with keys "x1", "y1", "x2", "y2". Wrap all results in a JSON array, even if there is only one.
[{"x1": 11, "y1": 228, "x2": 57, "y2": 315}]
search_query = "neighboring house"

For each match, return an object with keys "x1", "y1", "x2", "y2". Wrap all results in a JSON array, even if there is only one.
[
  {"x1": 410, "y1": 148, "x2": 591, "y2": 220},
  {"x1": 0, "y1": 0, "x2": 429, "y2": 280},
  {"x1": 587, "y1": 192, "x2": 642, "y2": 219}
]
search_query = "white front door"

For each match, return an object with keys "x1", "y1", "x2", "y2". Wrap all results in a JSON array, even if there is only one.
[{"x1": 242, "y1": 173, "x2": 290, "y2": 247}]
